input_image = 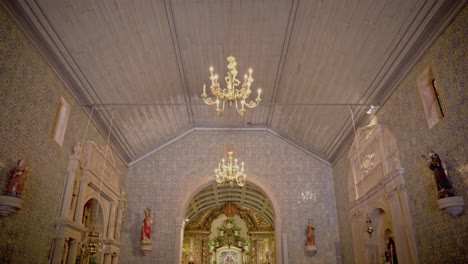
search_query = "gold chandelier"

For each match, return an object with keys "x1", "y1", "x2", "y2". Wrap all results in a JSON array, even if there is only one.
[
  {"x1": 202, "y1": 56, "x2": 262, "y2": 116},
  {"x1": 215, "y1": 151, "x2": 246, "y2": 187}
]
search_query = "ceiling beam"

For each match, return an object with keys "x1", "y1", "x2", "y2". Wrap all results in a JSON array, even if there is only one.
[
  {"x1": 266, "y1": 0, "x2": 299, "y2": 127},
  {"x1": 162, "y1": 0, "x2": 195, "y2": 124}
]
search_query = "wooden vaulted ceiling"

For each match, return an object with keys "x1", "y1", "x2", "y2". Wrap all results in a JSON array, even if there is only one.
[{"x1": 2, "y1": 0, "x2": 466, "y2": 164}]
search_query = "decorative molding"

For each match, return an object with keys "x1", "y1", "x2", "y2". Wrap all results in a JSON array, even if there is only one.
[{"x1": 349, "y1": 169, "x2": 405, "y2": 209}]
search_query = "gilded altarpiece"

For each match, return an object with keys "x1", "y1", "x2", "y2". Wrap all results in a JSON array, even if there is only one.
[{"x1": 183, "y1": 202, "x2": 274, "y2": 264}]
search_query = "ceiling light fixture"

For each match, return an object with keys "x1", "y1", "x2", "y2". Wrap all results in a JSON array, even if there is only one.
[
  {"x1": 202, "y1": 56, "x2": 261, "y2": 116},
  {"x1": 215, "y1": 151, "x2": 246, "y2": 187},
  {"x1": 365, "y1": 215, "x2": 374, "y2": 238},
  {"x1": 366, "y1": 105, "x2": 379, "y2": 115}
]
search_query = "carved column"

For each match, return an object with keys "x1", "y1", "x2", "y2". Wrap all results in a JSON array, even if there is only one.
[
  {"x1": 350, "y1": 210, "x2": 365, "y2": 264},
  {"x1": 107, "y1": 202, "x2": 117, "y2": 239},
  {"x1": 201, "y1": 236, "x2": 207, "y2": 264},
  {"x1": 275, "y1": 219, "x2": 282, "y2": 263},
  {"x1": 74, "y1": 174, "x2": 89, "y2": 224},
  {"x1": 103, "y1": 253, "x2": 112, "y2": 264},
  {"x1": 51, "y1": 237, "x2": 66, "y2": 264},
  {"x1": 111, "y1": 254, "x2": 119, "y2": 264},
  {"x1": 66, "y1": 239, "x2": 79, "y2": 264},
  {"x1": 174, "y1": 217, "x2": 186, "y2": 264},
  {"x1": 114, "y1": 198, "x2": 125, "y2": 240},
  {"x1": 60, "y1": 145, "x2": 80, "y2": 219}
]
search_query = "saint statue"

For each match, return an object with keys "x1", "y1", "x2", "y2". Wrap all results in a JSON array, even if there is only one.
[
  {"x1": 6, "y1": 160, "x2": 30, "y2": 197},
  {"x1": 140, "y1": 208, "x2": 153, "y2": 244},
  {"x1": 305, "y1": 219, "x2": 316, "y2": 246},
  {"x1": 426, "y1": 151, "x2": 453, "y2": 199}
]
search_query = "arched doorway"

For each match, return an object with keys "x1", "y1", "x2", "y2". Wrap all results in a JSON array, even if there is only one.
[
  {"x1": 175, "y1": 179, "x2": 282, "y2": 264},
  {"x1": 79, "y1": 198, "x2": 104, "y2": 264}
]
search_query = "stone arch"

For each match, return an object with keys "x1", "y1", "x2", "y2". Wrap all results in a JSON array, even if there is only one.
[
  {"x1": 174, "y1": 175, "x2": 283, "y2": 264},
  {"x1": 82, "y1": 198, "x2": 105, "y2": 234},
  {"x1": 367, "y1": 207, "x2": 394, "y2": 263}
]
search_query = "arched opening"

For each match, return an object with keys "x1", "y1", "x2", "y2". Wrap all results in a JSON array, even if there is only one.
[
  {"x1": 383, "y1": 229, "x2": 398, "y2": 264},
  {"x1": 82, "y1": 198, "x2": 104, "y2": 231},
  {"x1": 175, "y1": 178, "x2": 282, "y2": 264},
  {"x1": 365, "y1": 208, "x2": 394, "y2": 264},
  {"x1": 79, "y1": 198, "x2": 104, "y2": 264}
]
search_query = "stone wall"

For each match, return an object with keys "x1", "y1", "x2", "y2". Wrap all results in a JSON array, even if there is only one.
[
  {"x1": 122, "y1": 130, "x2": 340, "y2": 264},
  {"x1": 0, "y1": 5, "x2": 127, "y2": 263},
  {"x1": 333, "y1": 6, "x2": 467, "y2": 264}
]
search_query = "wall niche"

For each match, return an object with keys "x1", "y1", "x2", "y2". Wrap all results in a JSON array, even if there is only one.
[{"x1": 416, "y1": 66, "x2": 444, "y2": 129}]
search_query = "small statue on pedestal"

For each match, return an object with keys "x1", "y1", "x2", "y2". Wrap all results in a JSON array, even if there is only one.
[
  {"x1": 424, "y1": 151, "x2": 453, "y2": 199},
  {"x1": 0, "y1": 160, "x2": 28, "y2": 216},
  {"x1": 422, "y1": 151, "x2": 464, "y2": 216},
  {"x1": 305, "y1": 218, "x2": 317, "y2": 256},
  {"x1": 306, "y1": 219, "x2": 315, "y2": 246},
  {"x1": 6, "y1": 160, "x2": 29, "y2": 197},
  {"x1": 140, "y1": 208, "x2": 153, "y2": 255}
]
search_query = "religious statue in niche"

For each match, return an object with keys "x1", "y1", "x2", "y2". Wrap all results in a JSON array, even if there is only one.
[
  {"x1": 140, "y1": 208, "x2": 153, "y2": 244},
  {"x1": 384, "y1": 237, "x2": 398, "y2": 264},
  {"x1": 6, "y1": 160, "x2": 30, "y2": 197},
  {"x1": 423, "y1": 151, "x2": 453, "y2": 199}
]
